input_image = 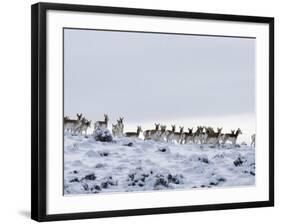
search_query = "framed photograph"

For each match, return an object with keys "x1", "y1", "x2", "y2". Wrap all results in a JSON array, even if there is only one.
[{"x1": 31, "y1": 2, "x2": 274, "y2": 222}]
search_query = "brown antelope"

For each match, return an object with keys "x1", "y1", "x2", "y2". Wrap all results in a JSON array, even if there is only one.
[
  {"x1": 205, "y1": 127, "x2": 223, "y2": 145},
  {"x1": 251, "y1": 134, "x2": 255, "y2": 147},
  {"x1": 64, "y1": 113, "x2": 83, "y2": 132},
  {"x1": 125, "y1": 126, "x2": 142, "y2": 138},
  {"x1": 117, "y1": 117, "x2": 124, "y2": 137},
  {"x1": 173, "y1": 126, "x2": 184, "y2": 144},
  {"x1": 94, "y1": 114, "x2": 109, "y2": 129},
  {"x1": 112, "y1": 124, "x2": 118, "y2": 137},
  {"x1": 201, "y1": 126, "x2": 217, "y2": 144},
  {"x1": 111, "y1": 117, "x2": 124, "y2": 138},
  {"x1": 75, "y1": 117, "x2": 91, "y2": 135},
  {"x1": 222, "y1": 128, "x2": 242, "y2": 145},
  {"x1": 182, "y1": 128, "x2": 194, "y2": 144},
  {"x1": 193, "y1": 126, "x2": 203, "y2": 144},
  {"x1": 143, "y1": 123, "x2": 160, "y2": 140},
  {"x1": 158, "y1": 125, "x2": 167, "y2": 142},
  {"x1": 165, "y1": 125, "x2": 176, "y2": 143}
]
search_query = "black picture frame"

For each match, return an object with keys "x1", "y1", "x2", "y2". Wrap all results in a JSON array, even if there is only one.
[{"x1": 31, "y1": 2, "x2": 274, "y2": 222}]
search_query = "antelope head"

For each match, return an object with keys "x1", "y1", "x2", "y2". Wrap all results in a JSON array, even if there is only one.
[
  {"x1": 179, "y1": 126, "x2": 184, "y2": 133},
  {"x1": 236, "y1": 128, "x2": 242, "y2": 135},
  {"x1": 77, "y1": 113, "x2": 83, "y2": 120},
  {"x1": 117, "y1": 117, "x2": 124, "y2": 124},
  {"x1": 104, "y1": 114, "x2": 109, "y2": 122},
  {"x1": 155, "y1": 123, "x2": 160, "y2": 130},
  {"x1": 137, "y1": 126, "x2": 143, "y2": 133}
]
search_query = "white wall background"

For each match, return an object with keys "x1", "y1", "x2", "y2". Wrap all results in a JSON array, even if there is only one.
[{"x1": 0, "y1": 0, "x2": 279, "y2": 223}]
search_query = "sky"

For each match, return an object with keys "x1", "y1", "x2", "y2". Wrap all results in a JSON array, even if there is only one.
[{"x1": 64, "y1": 28, "x2": 256, "y2": 140}]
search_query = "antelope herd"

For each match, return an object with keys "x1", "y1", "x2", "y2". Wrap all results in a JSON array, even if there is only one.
[
  {"x1": 64, "y1": 114, "x2": 255, "y2": 146},
  {"x1": 64, "y1": 113, "x2": 91, "y2": 135}
]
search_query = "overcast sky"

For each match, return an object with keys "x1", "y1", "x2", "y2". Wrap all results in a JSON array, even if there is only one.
[{"x1": 64, "y1": 28, "x2": 256, "y2": 124}]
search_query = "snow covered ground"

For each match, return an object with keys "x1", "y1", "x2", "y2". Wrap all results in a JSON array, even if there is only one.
[{"x1": 64, "y1": 132, "x2": 255, "y2": 195}]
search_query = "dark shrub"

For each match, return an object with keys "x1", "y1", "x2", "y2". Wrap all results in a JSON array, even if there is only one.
[
  {"x1": 82, "y1": 183, "x2": 89, "y2": 191},
  {"x1": 94, "y1": 185, "x2": 101, "y2": 191},
  {"x1": 94, "y1": 128, "x2": 113, "y2": 142},
  {"x1": 209, "y1": 182, "x2": 218, "y2": 186},
  {"x1": 217, "y1": 177, "x2": 226, "y2": 182},
  {"x1": 84, "y1": 173, "x2": 96, "y2": 180},
  {"x1": 233, "y1": 157, "x2": 244, "y2": 166},
  {"x1": 69, "y1": 178, "x2": 79, "y2": 183},
  {"x1": 99, "y1": 151, "x2": 109, "y2": 157},
  {"x1": 154, "y1": 177, "x2": 169, "y2": 188},
  {"x1": 123, "y1": 142, "x2": 133, "y2": 147}
]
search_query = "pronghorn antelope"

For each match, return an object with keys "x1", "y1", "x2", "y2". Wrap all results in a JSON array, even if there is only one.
[
  {"x1": 117, "y1": 117, "x2": 124, "y2": 137},
  {"x1": 251, "y1": 134, "x2": 256, "y2": 147},
  {"x1": 124, "y1": 126, "x2": 142, "y2": 138},
  {"x1": 220, "y1": 129, "x2": 234, "y2": 140},
  {"x1": 222, "y1": 128, "x2": 242, "y2": 145},
  {"x1": 201, "y1": 126, "x2": 210, "y2": 144},
  {"x1": 75, "y1": 117, "x2": 91, "y2": 135},
  {"x1": 165, "y1": 125, "x2": 176, "y2": 143},
  {"x1": 143, "y1": 123, "x2": 160, "y2": 140},
  {"x1": 150, "y1": 124, "x2": 162, "y2": 141},
  {"x1": 64, "y1": 113, "x2": 83, "y2": 132},
  {"x1": 111, "y1": 117, "x2": 124, "y2": 137},
  {"x1": 112, "y1": 124, "x2": 118, "y2": 137},
  {"x1": 173, "y1": 126, "x2": 184, "y2": 144},
  {"x1": 193, "y1": 126, "x2": 203, "y2": 144},
  {"x1": 158, "y1": 125, "x2": 167, "y2": 142},
  {"x1": 205, "y1": 127, "x2": 223, "y2": 145},
  {"x1": 200, "y1": 126, "x2": 215, "y2": 144},
  {"x1": 94, "y1": 114, "x2": 109, "y2": 129},
  {"x1": 182, "y1": 128, "x2": 194, "y2": 144}
]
